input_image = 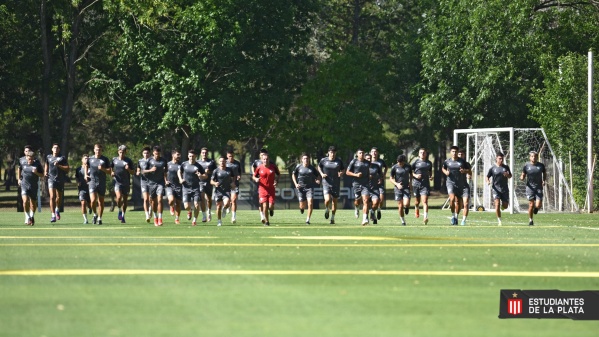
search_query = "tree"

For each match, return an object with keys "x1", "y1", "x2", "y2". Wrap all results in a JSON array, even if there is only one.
[{"x1": 94, "y1": 0, "x2": 317, "y2": 155}]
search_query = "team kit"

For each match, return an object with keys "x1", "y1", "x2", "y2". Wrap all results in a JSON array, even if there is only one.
[{"x1": 16, "y1": 143, "x2": 546, "y2": 227}]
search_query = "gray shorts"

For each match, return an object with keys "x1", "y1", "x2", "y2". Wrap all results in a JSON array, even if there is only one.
[
  {"x1": 48, "y1": 179, "x2": 64, "y2": 191},
  {"x1": 447, "y1": 182, "x2": 468, "y2": 198},
  {"x1": 182, "y1": 187, "x2": 202, "y2": 204},
  {"x1": 88, "y1": 181, "x2": 106, "y2": 196},
  {"x1": 78, "y1": 189, "x2": 90, "y2": 202},
  {"x1": 166, "y1": 185, "x2": 182, "y2": 200},
  {"x1": 492, "y1": 191, "x2": 509, "y2": 204},
  {"x1": 114, "y1": 182, "x2": 130, "y2": 195},
  {"x1": 213, "y1": 190, "x2": 231, "y2": 202},
  {"x1": 201, "y1": 181, "x2": 213, "y2": 196},
  {"x1": 353, "y1": 184, "x2": 370, "y2": 199},
  {"x1": 296, "y1": 186, "x2": 314, "y2": 202},
  {"x1": 412, "y1": 180, "x2": 430, "y2": 197},
  {"x1": 140, "y1": 180, "x2": 149, "y2": 194},
  {"x1": 322, "y1": 183, "x2": 340, "y2": 198},
  {"x1": 21, "y1": 187, "x2": 37, "y2": 199},
  {"x1": 526, "y1": 186, "x2": 543, "y2": 201},
  {"x1": 394, "y1": 187, "x2": 411, "y2": 201},
  {"x1": 148, "y1": 183, "x2": 164, "y2": 199}
]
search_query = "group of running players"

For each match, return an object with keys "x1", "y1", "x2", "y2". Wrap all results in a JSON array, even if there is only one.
[{"x1": 15, "y1": 143, "x2": 546, "y2": 227}]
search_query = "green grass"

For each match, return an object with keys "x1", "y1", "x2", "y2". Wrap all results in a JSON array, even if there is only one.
[{"x1": 1, "y1": 208, "x2": 599, "y2": 337}]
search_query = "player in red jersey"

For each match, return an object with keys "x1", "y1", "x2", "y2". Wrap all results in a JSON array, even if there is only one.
[{"x1": 252, "y1": 149, "x2": 280, "y2": 226}]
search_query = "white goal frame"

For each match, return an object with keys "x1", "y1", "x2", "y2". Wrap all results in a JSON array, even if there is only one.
[{"x1": 453, "y1": 127, "x2": 579, "y2": 214}]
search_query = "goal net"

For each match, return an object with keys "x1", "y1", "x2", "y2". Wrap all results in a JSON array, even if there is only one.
[{"x1": 453, "y1": 128, "x2": 579, "y2": 214}]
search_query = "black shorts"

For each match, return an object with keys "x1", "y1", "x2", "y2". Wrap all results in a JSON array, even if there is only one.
[{"x1": 113, "y1": 182, "x2": 130, "y2": 195}]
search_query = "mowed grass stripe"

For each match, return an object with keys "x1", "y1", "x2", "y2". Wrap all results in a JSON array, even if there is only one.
[
  {"x1": 1, "y1": 242, "x2": 598, "y2": 247},
  {"x1": 2, "y1": 269, "x2": 599, "y2": 278}
]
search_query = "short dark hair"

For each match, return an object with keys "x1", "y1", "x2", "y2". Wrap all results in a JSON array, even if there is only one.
[
  {"x1": 301, "y1": 152, "x2": 309, "y2": 158},
  {"x1": 188, "y1": 149, "x2": 196, "y2": 155},
  {"x1": 356, "y1": 148, "x2": 364, "y2": 153},
  {"x1": 458, "y1": 149, "x2": 466, "y2": 154},
  {"x1": 143, "y1": 146, "x2": 151, "y2": 152},
  {"x1": 260, "y1": 148, "x2": 268, "y2": 154},
  {"x1": 397, "y1": 154, "x2": 406, "y2": 163},
  {"x1": 328, "y1": 146, "x2": 336, "y2": 152},
  {"x1": 201, "y1": 147, "x2": 208, "y2": 152},
  {"x1": 52, "y1": 143, "x2": 60, "y2": 147},
  {"x1": 227, "y1": 149, "x2": 234, "y2": 155},
  {"x1": 450, "y1": 145, "x2": 459, "y2": 151},
  {"x1": 153, "y1": 146, "x2": 161, "y2": 152},
  {"x1": 496, "y1": 152, "x2": 505, "y2": 158},
  {"x1": 172, "y1": 148, "x2": 180, "y2": 154}
]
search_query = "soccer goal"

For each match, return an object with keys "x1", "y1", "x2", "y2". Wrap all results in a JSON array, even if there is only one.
[{"x1": 453, "y1": 128, "x2": 579, "y2": 214}]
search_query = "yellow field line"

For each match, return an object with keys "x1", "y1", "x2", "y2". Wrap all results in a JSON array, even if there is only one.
[
  {"x1": 1, "y1": 243, "x2": 598, "y2": 247},
  {"x1": 1, "y1": 269, "x2": 598, "y2": 278}
]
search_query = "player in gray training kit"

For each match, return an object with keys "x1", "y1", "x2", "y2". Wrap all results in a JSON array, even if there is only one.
[
  {"x1": 364, "y1": 154, "x2": 383, "y2": 224},
  {"x1": 318, "y1": 146, "x2": 344, "y2": 224},
  {"x1": 111, "y1": 145, "x2": 134, "y2": 223},
  {"x1": 17, "y1": 145, "x2": 39, "y2": 224},
  {"x1": 199, "y1": 147, "x2": 217, "y2": 221},
  {"x1": 226, "y1": 151, "x2": 242, "y2": 223},
  {"x1": 45, "y1": 143, "x2": 69, "y2": 223},
  {"x1": 520, "y1": 151, "x2": 546, "y2": 226},
  {"x1": 144, "y1": 146, "x2": 168, "y2": 226},
  {"x1": 411, "y1": 148, "x2": 433, "y2": 224},
  {"x1": 166, "y1": 149, "x2": 183, "y2": 224},
  {"x1": 442, "y1": 145, "x2": 472, "y2": 226},
  {"x1": 211, "y1": 157, "x2": 237, "y2": 226},
  {"x1": 390, "y1": 155, "x2": 412, "y2": 226},
  {"x1": 370, "y1": 147, "x2": 387, "y2": 221},
  {"x1": 292, "y1": 153, "x2": 321, "y2": 224},
  {"x1": 87, "y1": 144, "x2": 111, "y2": 225},
  {"x1": 178, "y1": 149, "x2": 207, "y2": 225},
  {"x1": 75, "y1": 154, "x2": 91, "y2": 223},
  {"x1": 137, "y1": 147, "x2": 152, "y2": 223},
  {"x1": 346, "y1": 148, "x2": 371, "y2": 225},
  {"x1": 486, "y1": 153, "x2": 512, "y2": 225},
  {"x1": 20, "y1": 154, "x2": 44, "y2": 226}
]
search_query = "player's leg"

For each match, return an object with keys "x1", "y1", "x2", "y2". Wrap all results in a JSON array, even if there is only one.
[
  {"x1": 361, "y1": 192, "x2": 369, "y2": 225},
  {"x1": 306, "y1": 197, "x2": 313, "y2": 224},
  {"x1": 49, "y1": 187, "x2": 57, "y2": 222}
]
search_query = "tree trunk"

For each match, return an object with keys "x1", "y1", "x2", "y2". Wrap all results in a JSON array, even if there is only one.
[
  {"x1": 60, "y1": 6, "x2": 83, "y2": 159},
  {"x1": 351, "y1": 0, "x2": 362, "y2": 45},
  {"x1": 40, "y1": 0, "x2": 52, "y2": 154}
]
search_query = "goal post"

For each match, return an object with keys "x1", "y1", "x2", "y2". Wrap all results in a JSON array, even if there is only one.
[{"x1": 453, "y1": 128, "x2": 579, "y2": 214}]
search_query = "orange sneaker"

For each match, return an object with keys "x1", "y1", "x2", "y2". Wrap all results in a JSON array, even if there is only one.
[
  {"x1": 415, "y1": 208, "x2": 420, "y2": 218},
  {"x1": 154, "y1": 218, "x2": 159, "y2": 226},
  {"x1": 158, "y1": 218, "x2": 163, "y2": 226},
  {"x1": 175, "y1": 219, "x2": 180, "y2": 224}
]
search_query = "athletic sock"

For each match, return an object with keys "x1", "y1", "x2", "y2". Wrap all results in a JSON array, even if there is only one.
[
  {"x1": 158, "y1": 213, "x2": 162, "y2": 219},
  {"x1": 401, "y1": 216, "x2": 405, "y2": 223},
  {"x1": 452, "y1": 212, "x2": 457, "y2": 219},
  {"x1": 424, "y1": 212, "x2": 428, "y2": 218}
]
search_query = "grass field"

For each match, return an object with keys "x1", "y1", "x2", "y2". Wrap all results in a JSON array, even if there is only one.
[{"x1": 1, "y1": 207, "x2": 598, "y2": 337}]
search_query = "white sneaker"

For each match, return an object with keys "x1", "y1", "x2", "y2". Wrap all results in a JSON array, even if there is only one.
[
  {"x1": 207, "y1": 213, "x2": 212, "y2": 222},
  {"x1": 217, "y1": 220, "x2": 222, "y2": 227},
  {"x1": 202, "y1": 214, "x2": 207, "y2": 223},
  {"x1": 222, "y1": 210, "x2": 227, "y2": 219},
  {"x1": 231, "y1": 217, "x2": 237, "y2": 224},
  {"x1": 354, "y1": 209, "x2": 359, "y2": 219}
]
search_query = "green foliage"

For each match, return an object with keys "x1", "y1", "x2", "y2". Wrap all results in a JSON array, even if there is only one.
[
  {"x1": 96, "y1": 0, "x2": 317, "y2": 149},
  {"x1": 531, "y1": 53, "x2": 599, "y2": 207},
  {"x1": 420, "y1": 0, "x2": 544, "y2": 130}
]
